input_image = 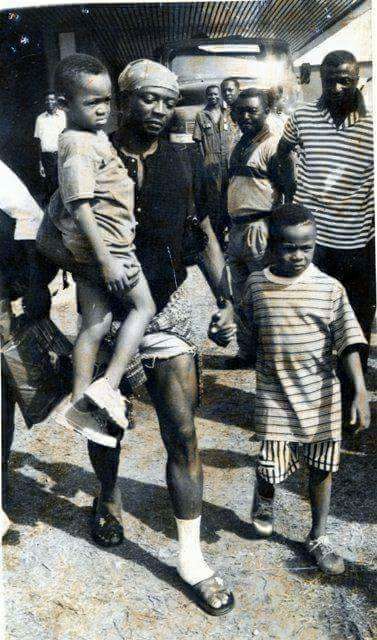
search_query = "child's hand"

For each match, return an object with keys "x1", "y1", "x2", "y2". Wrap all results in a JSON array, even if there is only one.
[
  {"x1": 101, "y1": 257, "x2": 131, "y2": 294},
  {"x1": 350, "y1": 389, "x2": 370, "y2": 433}
]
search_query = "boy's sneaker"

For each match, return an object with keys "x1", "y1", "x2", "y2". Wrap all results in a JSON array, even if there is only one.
[
  {"x1": 251, "y1": 492, "x2": 274, "y2": 538},
  {"x1": 304, "y1": 535, "x2": 345, "y2": 575},
  {"x1": 57, "y1": 403, "x2": 117, "y2": 448},
  {"x1": 84, "y1": 378, "x2": 129, "y2": 430}
]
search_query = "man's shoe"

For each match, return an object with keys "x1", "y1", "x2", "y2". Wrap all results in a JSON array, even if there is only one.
[
  {"x1": 57, "y1": 403, "x2": 117, "y2": 448},
  {"x1": 223, "y1": 354, "x2": 254, "y2": 370},
  {"x1": 251, "y1": 492, "x2": 274, "y2": 537},
  {"x1": 84, "y1": 378, "x2": 129, "y2": 430},
  {"x1": 304, "y1": 535, "x2": 345, "y2": 575}
]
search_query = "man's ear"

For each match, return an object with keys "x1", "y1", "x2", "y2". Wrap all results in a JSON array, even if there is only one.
[{"x1": 57, "y1": 95, "x2": 68, "y2": 110}]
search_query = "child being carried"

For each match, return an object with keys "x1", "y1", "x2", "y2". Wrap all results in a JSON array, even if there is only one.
[{"x1": 51, "y1": 53, "x2": 156, "y2": 447}]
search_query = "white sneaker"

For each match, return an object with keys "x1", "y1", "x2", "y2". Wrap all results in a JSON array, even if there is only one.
[
  {"x1": 84, "y1": 378, "x2": 129, "y2": 430},
  {"x1": 56, "y1": 403, "x2": 118, "y2": 448}
]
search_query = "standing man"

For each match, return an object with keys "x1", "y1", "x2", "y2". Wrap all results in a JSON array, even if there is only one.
[
  {"x1": 277, "y1": 50, "x2": 375, "y2": 361},
  {"x1": 193, "y1": 85, "x2": 234, "y2": 248},
  {"x1": 34, "y1": 92, "x2": 66, "y2": 200},
  {"x1": 221, "y1": 77, "x2": 242, "y2": 148},
  {"x1": 38, "y1": 59, "x2": 236, "y2": 616},
  {"x1": 226, "y1": 88, "x2": 282, "y2": 368}
]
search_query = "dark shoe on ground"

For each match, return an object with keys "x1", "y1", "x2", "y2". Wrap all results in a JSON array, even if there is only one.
[
  {"x1": 91, "y1": 496, "x2": 124, "y2": 547},
  {"x1": 304, "y1": 534, "x2": 345, "y2": 575},
  {"x1": 223, "y1": 354, "x2": 254, "y2": 370},
  {"x1": 251, "y1": 492, "x2": 274, "y2": 538},
  {"x1": 180, "y1": 573, "x2": 235, "y2": 616}
]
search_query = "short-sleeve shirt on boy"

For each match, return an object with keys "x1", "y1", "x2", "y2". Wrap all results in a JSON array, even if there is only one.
[
  {"x1": 55, "y1": 129, "x2": 135, "y2": 263},
  {"x1": 242, "y1": 264, "x2": 366, "y2": 443}
]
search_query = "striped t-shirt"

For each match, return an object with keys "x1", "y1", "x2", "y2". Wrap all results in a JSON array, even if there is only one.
[
  {"x1": 241, "y1": 264, "x2": 366, "y2": 442},
  {"x1": 282, "y1": 101, "x2": 374, "y2": 249}
]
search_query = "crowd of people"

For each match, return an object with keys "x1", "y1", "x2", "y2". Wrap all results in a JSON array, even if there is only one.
[{"x1": 0, "y1": 48, "x2": 374, "y2": 616}]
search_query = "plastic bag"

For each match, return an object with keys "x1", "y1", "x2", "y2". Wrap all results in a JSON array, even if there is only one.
[{"x1": 2, "y1": 316, "x2": 73, "y2": 427}]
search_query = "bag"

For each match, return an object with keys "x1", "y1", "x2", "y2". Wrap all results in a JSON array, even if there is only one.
[{"x1": 2, "y1": 316, "x2": 73, "y2": 427}]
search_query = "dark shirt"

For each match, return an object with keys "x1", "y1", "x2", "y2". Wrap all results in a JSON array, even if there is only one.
[{"x1": 111, "y1": 136, "x2": 209, "y2": 311}]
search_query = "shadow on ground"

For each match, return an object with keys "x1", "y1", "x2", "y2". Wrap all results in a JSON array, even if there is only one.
[{"x1": 5, "y1": 447, "x2": 377, "y2": 608}]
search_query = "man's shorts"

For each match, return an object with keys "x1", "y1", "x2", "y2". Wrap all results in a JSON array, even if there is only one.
[{"x1": 257, "y1": 440, "x2": 341, "y2": 484}]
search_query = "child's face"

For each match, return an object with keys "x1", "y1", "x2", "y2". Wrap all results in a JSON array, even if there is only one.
[
  {"x1": 65, "y1": 72, "x2": 112, "y2": 132},
  {"x1": 271, "y1": 222, "x2": 316, "y2": 277}
]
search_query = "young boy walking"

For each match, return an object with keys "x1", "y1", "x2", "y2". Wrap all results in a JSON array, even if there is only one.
[
  {"x1": 241, "y1": 204, "x2": 370, "y2": 574},
  {"x1": 51, "y1": 54, "x2": 156, "y2": 446}
]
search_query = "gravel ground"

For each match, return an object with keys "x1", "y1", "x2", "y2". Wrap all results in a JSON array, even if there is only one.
[{"x1": 3, "y1": 267, "x2": 377, "y2": 640}]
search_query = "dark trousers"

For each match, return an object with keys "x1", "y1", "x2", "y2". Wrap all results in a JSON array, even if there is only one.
[
  {"x1": 313, "y1": 240, "x2": 376, "y2": 351},
  {"x1": 41, "y1": 151, "x2": 58, "y2": 199},
  {"x1": 314, "y1": 240, "x2": 376, "y2": 424}
]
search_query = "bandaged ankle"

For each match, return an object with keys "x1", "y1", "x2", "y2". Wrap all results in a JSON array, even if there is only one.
[{"x1": 175, "y1": 516, "x2": 215, "y2": 586}]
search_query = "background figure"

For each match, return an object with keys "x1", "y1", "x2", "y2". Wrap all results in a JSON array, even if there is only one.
[
  {"x1": 34, "y1": 92, "x2": 66, "y2": 202},
  {"x1": 221, "y1": 77, "x2": 242, "y2": 148},
  {"x1": 193, "y1": 84, "x2": 234, "y2": 249},
  {"x1": 266, "y1": 87, "x2": 289, "y2": 135},
  {"x1": 226, "y1": 88, "x2": 282, "y2": 368},
  {"x1": 0, "y1": 160, "x2": 56, "y2": 521}
]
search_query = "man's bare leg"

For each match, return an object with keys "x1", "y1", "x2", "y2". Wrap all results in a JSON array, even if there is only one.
[
  {"x1": 87, "y1": 431, "x2": 124, "y2": 546},
  {"x1": 146, "y1": 353, "x2": 233, "y2": 612}
]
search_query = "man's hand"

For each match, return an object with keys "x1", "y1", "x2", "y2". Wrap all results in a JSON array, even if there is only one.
[
  {"x1": 101, "y1": 256, "x2": 140, "y2": 294},
  {"x1": 208, "y1": 300, "x2": 236, "y2": 347},
  {"x1": 350, "y1": 389, "x2": 370, "y2": 433}
]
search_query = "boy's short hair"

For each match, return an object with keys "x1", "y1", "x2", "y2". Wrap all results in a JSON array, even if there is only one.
[
  {"x1": 54, "y1": 53, "x2": 108, "y2": 100},
  {"x1": 269, "y1": 204, "x2": 316, "y2": 242}
]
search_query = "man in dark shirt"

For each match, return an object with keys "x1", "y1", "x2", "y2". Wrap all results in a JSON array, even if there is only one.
[{"x1": 38, "y1": 59, "x2": 235, "y2": 616}]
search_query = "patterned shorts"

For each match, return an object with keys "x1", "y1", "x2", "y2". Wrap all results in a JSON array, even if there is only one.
[{"x1": 257, "y1": 440, "x2": 341, "y2": 484}]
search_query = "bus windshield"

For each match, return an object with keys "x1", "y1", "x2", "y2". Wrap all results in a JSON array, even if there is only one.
[{"x1": 171, "y1": 53, "x2": 291, "y2": 86}]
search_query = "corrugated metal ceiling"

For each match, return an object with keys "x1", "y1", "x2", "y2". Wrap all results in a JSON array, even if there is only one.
[{"x1": 10, "y1": 1, "x2": 368, "y2": 73}]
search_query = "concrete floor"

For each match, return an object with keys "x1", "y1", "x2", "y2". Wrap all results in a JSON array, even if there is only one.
[{"x1": 3, "y1": 268, "x2": 377, "y2": 640}]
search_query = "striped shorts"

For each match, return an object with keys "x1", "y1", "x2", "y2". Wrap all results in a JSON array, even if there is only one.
[{"x1": 257, "y1": 440, "x2": 341, "y2": 484}]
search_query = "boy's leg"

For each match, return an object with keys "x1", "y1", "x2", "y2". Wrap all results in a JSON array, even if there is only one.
[
  {"x1": 72, "y1": 279, "x2": 112, "y2": 407},
  {"x1": 84, "y1": 273, "x2": 155, "y2": 429},
  {"x1": 58, "y1": 279, "x2": 117, "y2": 447},
  {"x1": 104, "y1": 272, "x2": 155, "y2": 389},
  {"x1": 308, "y1": 468, "x2": 332, "y2": 540},
  {"x1": 304, "y1": 441, "x2": 344, "y2": 574},
  {"x1": 252, "y1": 441, "x2": 299, "y2": 537}
]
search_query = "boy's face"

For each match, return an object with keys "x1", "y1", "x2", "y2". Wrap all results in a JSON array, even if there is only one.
[
  {"x1": 271, "y1": 222, "x2": 316, "y2": 277},
  {"x1": 65, "y1": 72, "x2": 112, "y2": 132}
]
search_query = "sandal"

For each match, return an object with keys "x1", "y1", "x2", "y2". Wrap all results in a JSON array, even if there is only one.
[
  {"x1": 180, "y1": 573, "x2": 235, "y2": 616},
  {"x1": 90, "y1": 496, "x2": 124, "y2": 547}
]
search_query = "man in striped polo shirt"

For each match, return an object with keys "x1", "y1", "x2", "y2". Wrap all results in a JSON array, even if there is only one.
[{"x1": 277, "y1": 51, "x2": 375, "y2": 358}]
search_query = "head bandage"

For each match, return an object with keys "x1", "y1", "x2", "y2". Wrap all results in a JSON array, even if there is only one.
[{"x1": 118, "y1": 59, "x2": 179, "y2": 97}]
